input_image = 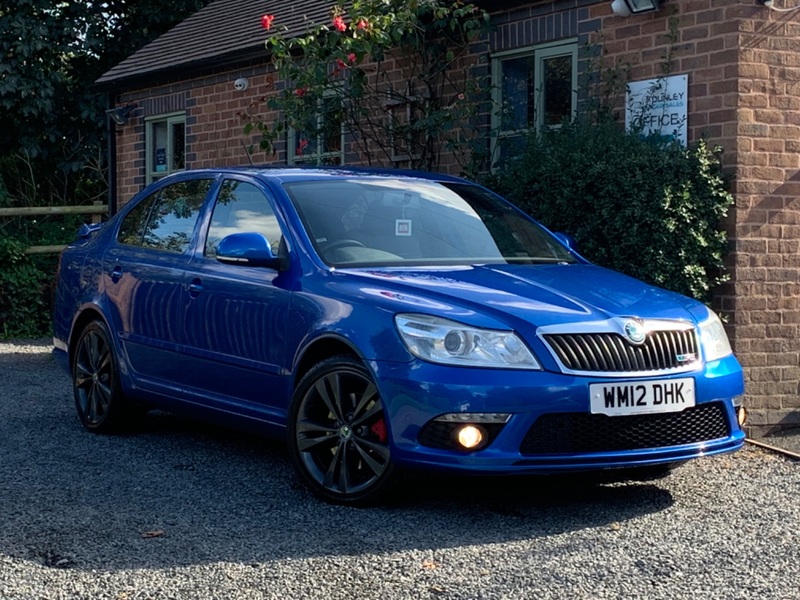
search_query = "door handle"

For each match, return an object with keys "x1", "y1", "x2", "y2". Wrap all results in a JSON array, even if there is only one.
[
  {"x1": 110, "y1": 266, "x2": 123, "y2": 283},
  {"x1": 187, "y1": 279, "x2": 203, "y2": 297}
]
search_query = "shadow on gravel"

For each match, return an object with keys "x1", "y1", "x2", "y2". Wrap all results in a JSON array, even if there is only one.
[{"x1": 0, "y1": 341, "x2": 674, "y2": 572}]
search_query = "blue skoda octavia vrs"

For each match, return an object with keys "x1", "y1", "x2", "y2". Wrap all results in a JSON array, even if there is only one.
[{"x1": 52, "y1": 167, "x2": 746, "y2": 505}]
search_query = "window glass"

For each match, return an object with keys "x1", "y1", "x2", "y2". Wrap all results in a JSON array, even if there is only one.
[
  {"x1": 146, "y1": 113, "x2": 187, "y2": 183},
  {"x1": 389, "y1": 100, "x2": 424, "y2": 162},
  {"x1": 492, "y1": 41, "x2": 577, "y2": 166},
  {"x1": 118, "y1": 192, "x2": 158, "y2": 247},
  {"x1": 205, "y1": 180, "x2": 284, "y2": 257},
  {"x1": 500, "y1": 55, "x2": 536, "y2": 131},
  {"x1": 543, "y1": 54, "x2": 574, "y2": 126},
  {"x1": 290, "y1": 94, "x2": 343, "y2": 166},
  {"x1": 139, "y1": 179, "x2": 212, "y2": 253},
  {"x1": 284, "y1": 179, "x2": 575, "y2": 267}
]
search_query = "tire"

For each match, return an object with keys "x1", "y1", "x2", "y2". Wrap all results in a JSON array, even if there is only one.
[
  {"x1": 71, "y1": 320, "x2": 138, "y2": 434},
  {"x1": 288, "y1": 356, "x2": 397, "y2": 506}
]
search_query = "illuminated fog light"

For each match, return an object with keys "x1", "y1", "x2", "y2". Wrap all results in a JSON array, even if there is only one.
[{"x1": 456, "y1": 424, "x2": 484, "y2": 449}]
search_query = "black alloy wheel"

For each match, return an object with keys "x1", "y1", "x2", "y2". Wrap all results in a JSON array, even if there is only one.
[
  {"x1": 72, "y1": 320, "x2": 133, "y2": 433},
  {"x1": 288, "y1": 356, "x2": 396, "y2": 505}
]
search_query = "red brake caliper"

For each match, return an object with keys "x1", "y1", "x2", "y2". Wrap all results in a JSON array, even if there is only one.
[{"x1": 370, "y1": 418, "x2": 387, "y2": 443}]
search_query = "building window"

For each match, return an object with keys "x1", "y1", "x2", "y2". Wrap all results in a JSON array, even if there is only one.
[
  {"x1": 288, "y1": 94, "x2": 344, "y2": 166},
  {"x1": 146, "y1": 112, "x2": 186, "y2": 183},
  {"x1": 491, "y1": 40, "x2": 578, "y2": 165},
  {"x1": 387, "y1": 97, "x2": 424, "y2": 163}
]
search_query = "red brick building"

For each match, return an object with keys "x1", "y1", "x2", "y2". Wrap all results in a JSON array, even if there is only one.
[{"x1": 97, "y1": 0, "x2": 800, "y2": 434}]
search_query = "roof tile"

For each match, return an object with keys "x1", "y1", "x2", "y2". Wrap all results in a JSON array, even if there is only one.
[{"x1": 97, "y1": 0, "x2": 334, "y2": 86}]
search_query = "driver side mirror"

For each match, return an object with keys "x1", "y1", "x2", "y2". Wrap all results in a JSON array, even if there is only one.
[{"x1": 216, "y1": 232, "x2": 287, "y2": 271}]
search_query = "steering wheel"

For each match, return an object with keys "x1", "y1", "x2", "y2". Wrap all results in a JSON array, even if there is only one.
[{"x1": 324, "y1": 239, "x2": 366, "y2": 252}]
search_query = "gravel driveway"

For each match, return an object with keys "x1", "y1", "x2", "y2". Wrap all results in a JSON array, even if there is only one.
[{"x1": 1, "y1": 339, "x2": 798, "y2": 600}]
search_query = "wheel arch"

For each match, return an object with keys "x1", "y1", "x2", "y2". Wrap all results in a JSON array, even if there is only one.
[
  {"x1": 68, "y1": 306, "x2": 111, "y2": 365},
  {"x1": 292, "y1": 334, "x2": 363, "y2": 389}
]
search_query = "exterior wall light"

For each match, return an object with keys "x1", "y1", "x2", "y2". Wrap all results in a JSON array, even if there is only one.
[
  {"x1": 105, "y1": 104, "x2": 137, "y2": 126},
  {"x1": 611, "y1": 0, "x2": 661, "y2": 16}
]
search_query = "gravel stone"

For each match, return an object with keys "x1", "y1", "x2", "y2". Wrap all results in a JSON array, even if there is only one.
[{"x1": 1, "y1": 339, "x2": 799, "y2": 599}]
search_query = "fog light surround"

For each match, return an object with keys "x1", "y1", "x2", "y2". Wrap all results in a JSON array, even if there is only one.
[
  {"x1": 435, "y1": 412, "x2": 511, "y2": 424},
  {"x1": 418, "y1": 413, "x2": 512, "y2": 452}
]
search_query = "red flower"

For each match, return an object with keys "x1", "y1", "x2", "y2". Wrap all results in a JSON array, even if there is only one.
[
  {"x1": 333, "y1": 15, "x2": 346, "y2": 31},
  {"x1": 261, "y1": 14, "x2": 275, "y2": 30},
  {"x1": 295, "y1": 87, "x2": 307, "y2": 97},
  {"x1": 297, "y1": 138, "x2": 309, "y2": 154},
  {"x1": 348, "y1": 52, "x2": 357, "y2": 64},
  {"x1": 336, "y1": 59, "x2": 348, "y2": 70},
  {"x1": 356, "y1": 18, "x2": 368, "y2": 30}
]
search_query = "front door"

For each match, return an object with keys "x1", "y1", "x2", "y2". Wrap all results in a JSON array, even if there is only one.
[{"x1": 181, "y1": 178, "x2": 292, "y2": 423}]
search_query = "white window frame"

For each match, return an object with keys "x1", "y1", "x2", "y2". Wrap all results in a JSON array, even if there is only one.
[
  {"x1": 287, "y1": 91, "x2": 345, "y2": 166},
  {"x1": 145, "y1": 112, "x2": 186, "y2": 184},
  {"x1": 491, "y1": 39, "x2": 578, "y2": 164}
]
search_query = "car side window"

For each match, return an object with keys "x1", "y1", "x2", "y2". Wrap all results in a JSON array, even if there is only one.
[
  {"x1": 118, "y1": 191, "x2": 158, "y2": 246},
  {"x1": 205, "y1": 180, "x2": 285, "y2": 257},
  {"x1": 118, "y1": 179, "x2": 213, "y2": 252}
]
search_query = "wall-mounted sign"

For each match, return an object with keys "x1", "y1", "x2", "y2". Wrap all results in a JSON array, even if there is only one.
[{"x1": 625, "y1": 74, "x2": 688, "y2": 146}]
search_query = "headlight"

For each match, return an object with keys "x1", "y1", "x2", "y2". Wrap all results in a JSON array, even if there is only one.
[
  {"x1": 699, "y1": 310, "x2": 733, "y2": 362},
  {"x1": 395, "y1": 314, "x2": 541, "y2": 369}
]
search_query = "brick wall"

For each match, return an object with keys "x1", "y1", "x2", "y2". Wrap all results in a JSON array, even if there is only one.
[
  {"x1": 728, "y1": 4, "x2": 800, "y2": 434},
  {"x1": 588, "y1": 0, "x2": 800, "y2": 434}
]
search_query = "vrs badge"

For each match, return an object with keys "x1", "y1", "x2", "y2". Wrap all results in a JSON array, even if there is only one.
[{"x1": 623, "y1": 320, "x2": 646, "y2": 344}]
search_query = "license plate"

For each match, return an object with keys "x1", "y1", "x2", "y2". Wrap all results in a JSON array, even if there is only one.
[{"x1": 590, "y1": 378, "x2": 695, "y2": 416}]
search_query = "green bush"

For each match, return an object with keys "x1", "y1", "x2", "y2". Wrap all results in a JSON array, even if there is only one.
[
  {"x1": 0, "y1": 238, "x2": 55, "y2": 338},
  {"x1": 0, "y1": 207, "x2": 83, "y2": 339},
  {"x1": 484, "y1": 119, "x2": 733, "y2": 304}
]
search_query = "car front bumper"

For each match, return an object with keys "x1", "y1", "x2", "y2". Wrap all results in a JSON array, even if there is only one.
[{"x1": 373, "y1": 355, "x2": 746, "y2": 474}]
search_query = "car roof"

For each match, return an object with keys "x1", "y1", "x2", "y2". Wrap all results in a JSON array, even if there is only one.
[{"x1": 168, "y1": 165, "x2": 470, "y2": 185}]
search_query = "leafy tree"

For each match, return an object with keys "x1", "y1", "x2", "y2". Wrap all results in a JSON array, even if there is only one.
[
  {"x1": 0, "y1": 0, "x2": 213, "y2": 208},
  {"x1": 251, "y1": 0, "x2": 492, "y2": 174},
  {"x1": 0, "y1": 0, "x2": 213, "y2": 339}
]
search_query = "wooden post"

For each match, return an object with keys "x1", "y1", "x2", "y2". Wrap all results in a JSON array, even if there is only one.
[{"x1": 91, "y1": 200, "x2": 103, "y2": 224}]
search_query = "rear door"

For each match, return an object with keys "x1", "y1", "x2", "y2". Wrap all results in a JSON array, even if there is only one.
[
  {"x1": 180, "y1": 177, "x2": 293, "y2": 422},
  {"x1": 103, "y1": 177, "x2": 215, "y2": 390}
]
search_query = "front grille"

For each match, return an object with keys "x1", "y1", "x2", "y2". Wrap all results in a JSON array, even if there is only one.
[
  {"x1": 544, "y1": 328, "x2": 698, "y2": 373},
  {"x1": 519, "y1": 402, "x2": 730, "y2": 455}
]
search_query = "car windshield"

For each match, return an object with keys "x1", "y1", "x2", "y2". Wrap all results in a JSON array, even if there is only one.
[{"x1": 283, "y1": 178, "x2": 576, "y2": 267}]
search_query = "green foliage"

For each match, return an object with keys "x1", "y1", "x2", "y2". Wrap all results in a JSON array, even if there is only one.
[
  {"x1": 257, "y1": 0, "x2": 491, "y2": 172},
  {"x1": 484, "y1": 119, "x2": 733, "y2": 304},
  {"x1": 0, "y1": 238, "x2": 55, "y2": 338},
  {"x1": 0, "y1": 0, "x2": 213, "y2": 339},
  {"x1": 0, "y1": 0, "x2": 214, "y2": 206}
]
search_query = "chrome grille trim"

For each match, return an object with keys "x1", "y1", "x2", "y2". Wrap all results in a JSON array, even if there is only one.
[{"x1": 538, "y1": 319, "x2": 700, "y2": 376}]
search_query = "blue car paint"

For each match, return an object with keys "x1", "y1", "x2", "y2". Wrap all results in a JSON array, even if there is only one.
[{"x1": 53, "y1": 167, "x2": 745, "y2": 475}]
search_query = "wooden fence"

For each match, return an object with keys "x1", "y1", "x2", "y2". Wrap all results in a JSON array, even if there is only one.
[{"x1": 0, "y1": 202, "x2": 108, "y2": 255}]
